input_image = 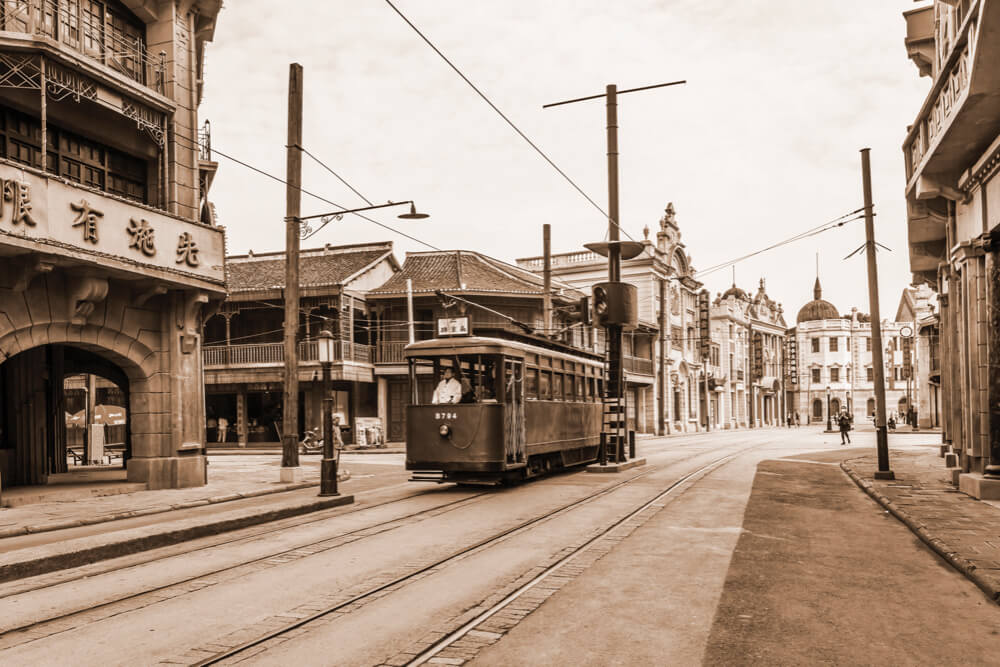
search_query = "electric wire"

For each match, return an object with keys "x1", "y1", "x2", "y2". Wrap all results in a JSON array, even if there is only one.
[{"x1": 382, "y1": 0, "x2": 635, "y2": 242}]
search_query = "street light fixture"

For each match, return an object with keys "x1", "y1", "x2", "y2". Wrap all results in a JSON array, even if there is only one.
[
  {"x1": 317, "y1": 329, "x2": 339, "y2": 497},
  {"x1": 297, "y1": 200, "x2": 430, "y2": 240},
  {"x1": 826, "y1": 385, "x2": 832, "y2": 432}
]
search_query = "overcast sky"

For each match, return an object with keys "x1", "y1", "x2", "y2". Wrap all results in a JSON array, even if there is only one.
[{"x1": 201, "y1": 1, "x2": 931, "y2": 321}]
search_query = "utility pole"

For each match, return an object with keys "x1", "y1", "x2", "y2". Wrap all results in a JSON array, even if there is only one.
[
  {"x1": 861, "y1": 148, "x2": 893, "y2": 480},
  {"x1": 281, "y1": 63, "x2": 303, "y2": 481}
]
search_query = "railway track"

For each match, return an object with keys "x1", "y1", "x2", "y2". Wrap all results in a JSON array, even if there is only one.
[{"x1": 189, "y1": 446, "x2": 755, "y2": 666}]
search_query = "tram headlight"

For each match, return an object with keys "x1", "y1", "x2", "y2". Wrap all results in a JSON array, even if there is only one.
[{"x1": 439, "y1": 424, "x2": 451, "y2": 437}]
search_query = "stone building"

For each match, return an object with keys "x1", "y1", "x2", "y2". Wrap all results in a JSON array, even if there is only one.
[
  {"x1": 895, "y1": 284, "x2": 939, "y2": 429},
  {"x1": 0, "y1": 0, "x2": 225, "y2": 489},
  {"x1": 368, "y1": 249, "x2": 589, "y2": 442},
  {"x1": 517, "y1": 203, "x2": 708, "y2": 435},
  {"x1": 902, "y1": 0, "x2": 1000, "y2": 496},
  {"x1": 202, "y1": 242, "x2": 399, "y2": 446},
  {"x1": 710, "y1": 279, "x2": 787, "y2": 429},
  {"x1": 788, "y1": 278, "x2": 908, "y2": 426}
]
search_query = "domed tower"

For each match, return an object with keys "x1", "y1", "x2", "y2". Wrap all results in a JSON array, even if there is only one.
[{"x1": 796, "y1": 276, "x2": 839, "y2": 323}]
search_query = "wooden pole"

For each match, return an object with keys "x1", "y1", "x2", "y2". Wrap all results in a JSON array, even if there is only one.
[
  {"x1": 282, "y1": 63, "x2": 303, "y2": 476},
  {"x1": 861, "y1": 148, "x2": 893, "y2": 479}
]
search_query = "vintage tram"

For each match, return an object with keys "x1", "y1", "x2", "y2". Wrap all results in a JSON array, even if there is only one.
[{"x1": 404, "y1": 334, "x2": 605, "y2": 484}]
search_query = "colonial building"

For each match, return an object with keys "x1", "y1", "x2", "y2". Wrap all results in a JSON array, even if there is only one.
[
  {"x1": 902, "y1": 0, "x2": 1000, "y2": 495},
  {"x1": 710, "y1": 279, "x2": 787, "y2": 429},
  {"x1": 517, "y1": 203, "x2": 707, "y2": 435},
  {"x1": 895, "y1": 284, "x2": 939, "y2": 428},
  {"x1": 0, "y1": 1, "x2": 225, "y2": 489},
  {"x1": 368, "y1": 249, "x2": 589, "y2": 442},
  {"x1": 789, "y1": 278, "x2": 908, "y2": 426},
  {"x1": 202, "y1": 242, "x2": 398, "y2": 446}
]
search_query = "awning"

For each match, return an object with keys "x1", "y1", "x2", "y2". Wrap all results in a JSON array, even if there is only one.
[{"x1": 757, "y1": 376, "x2": 780, "y2": 393}]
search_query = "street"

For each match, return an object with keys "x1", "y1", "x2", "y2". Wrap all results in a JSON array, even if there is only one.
[{"x1": 2, "y1": 428, "x2": 994, "y2": 666}]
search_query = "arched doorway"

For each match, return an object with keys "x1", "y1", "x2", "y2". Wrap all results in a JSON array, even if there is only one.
[
  {"x1": 897, "y1": 397, "x2": 908, "y2": 417},
  {"x1": 830, "y1": 398, "x2": 841, "y2": 416},
  {"x1": 812, "y1": 399, "x2": 823, "y2": 421},
  {"x1": 867, "y1": 398, "x2": 876, "y2": 417},
  {"x1": 0, "y1": 344, "x2": 134, "y2": 487}
]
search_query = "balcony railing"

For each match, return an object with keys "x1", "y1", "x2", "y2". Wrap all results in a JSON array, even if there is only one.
[
  {"x1": 624, "y1": 355, "x2": 653, "y2": 376},
  {"x1": 203, "y1": 341, "x2": 372, "y2": 368},
  {"x1": 376, "y1": 341, "x2": 407, "y2": 364},
  {"x1": 518, "y1": 250, "x2": 603, "y2": 271},
  {"x1": 0, "y1": 0, "x2": 166, "y2": 94},
  {"x1": 198, "y1": 121, "x2": 212, "y2": 161}
]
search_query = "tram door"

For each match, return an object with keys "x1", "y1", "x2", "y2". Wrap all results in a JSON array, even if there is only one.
[{"x1": 504, "y1": 359, "x2": 525, "y2": 463}]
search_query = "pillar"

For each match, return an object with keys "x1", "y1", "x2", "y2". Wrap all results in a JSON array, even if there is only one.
[{"x1": 237, "y1": 389, "x2": 247, "y2": 447}]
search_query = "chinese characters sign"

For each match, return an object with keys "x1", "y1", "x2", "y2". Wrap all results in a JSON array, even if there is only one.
[{"x1": 0, "y1": 166, "x2": 223, "y2": 284}]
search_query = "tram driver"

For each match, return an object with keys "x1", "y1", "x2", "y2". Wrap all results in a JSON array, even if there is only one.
[{"x1": 432, "y1": 367, "x2": 463, "y2": 404}]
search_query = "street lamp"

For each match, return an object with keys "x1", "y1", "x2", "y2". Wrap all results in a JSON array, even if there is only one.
[
  {"x1": 826, "y1": 385, "x2": 832, "y2": 432},
  {"x1": 317, "y1": 329, "x2": 339, "y2": 496},
  {"x1": 298, "y1": 200, "x2": 429, "y2": 240}
]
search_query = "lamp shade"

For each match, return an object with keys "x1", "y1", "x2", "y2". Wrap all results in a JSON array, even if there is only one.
[{"x1": 317, "y1": 330, "x2": 335, "y2": 364}]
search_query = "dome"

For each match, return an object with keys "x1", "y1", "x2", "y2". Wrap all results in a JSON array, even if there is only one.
[
  {"x1": 721, "y1": 284, "x2": 748, "y2": 300},
  {"x1": 796, "y1": 277, "x2": 839, "y2": 323}
]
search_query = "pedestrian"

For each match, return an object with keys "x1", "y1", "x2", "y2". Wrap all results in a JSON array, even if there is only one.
[
  {"x1": 794, "y1": 413, "x2": 800, "y2": 427},
  {"x1": 786, "y1": 413, "x2": 792, "y2": 428},
  {"x1": 217, "y1": 415, "x2": 228, "y2": 442},
  {"x1": 838, "y1": 411, "x2": 851, "y2": 445}
]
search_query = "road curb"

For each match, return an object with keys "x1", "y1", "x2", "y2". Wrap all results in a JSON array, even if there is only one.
[
  {"x1": 0, "y1": 493, "x2": 354, "y2": 584},
  {"x1": 839, "y1": 461, "x2": 1000, "y2": 603}
]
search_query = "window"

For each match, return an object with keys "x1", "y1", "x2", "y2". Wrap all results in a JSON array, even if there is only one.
[
  {"x1": 575, "y1": 375, "x2": 585, "y2": 401},
  {"x1": 539, "y1": 370, "x2": 551, "y2": 399},
  {"x1": 866, "y1": 367, "x2": 874, "y2": 382},
  {"x1": 526, "y1": 368, "x2": 538, "y2": 398},
  {"x1": 846, "y1": 338, "x2": 851, "y2": 351},
  {"x1": 811, "y1": 368, "x2": 821, "y2": 384},
  {"x1": 830, "y1": 368, "x2": 840, "y2": 383},
  {"x1": 812, "y1": 338, "x2": 820, "y2": 353},
  {"x1": 552, "y1": 373, "x2": 564, "y2": 400},
  {"x1": 829, "y1": 337, "x2": 838, "y2": 352},
  {"x1": 866, "y1": 337, "x2": 872, "y2": 352},
  {"x1": 812, "y1": 399, "x2": 823, "y2": 419},
  {"x1": 847, "y1": 368, "x2": 852, "y2": 382}
]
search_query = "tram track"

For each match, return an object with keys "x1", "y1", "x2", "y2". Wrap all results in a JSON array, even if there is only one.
[
  {"x1": 0, "y1": 490, "x2": 493, "y2": 644},
  {"x1": 188, "y1": 446, "x2": 757, "y2": 666}
]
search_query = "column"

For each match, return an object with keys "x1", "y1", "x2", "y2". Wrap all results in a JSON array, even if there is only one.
[{"x1": 237, "y1": 389, "x2": 247, "y2": 447}]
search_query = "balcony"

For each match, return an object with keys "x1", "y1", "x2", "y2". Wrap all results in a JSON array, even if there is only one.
[
  {"x1": 376, "y1": 341, "x2": 407, "y2": 365},
  {"x1": 623, "y1": 355, "x2": 654, "y2": 376},
  {"x1": 203, "y1": 340, "x2": 372, "y2": 369},
  {"x1": 0, "y1": 0, "x2": 165, "y2": 94}
]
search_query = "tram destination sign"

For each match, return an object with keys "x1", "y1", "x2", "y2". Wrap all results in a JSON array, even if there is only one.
[
  {"x1": 0, "y1": 163, "x2": 225, "y2": 285},
  {"x1": 437, "y1": 316, "x2": 471, "y2": 337}
]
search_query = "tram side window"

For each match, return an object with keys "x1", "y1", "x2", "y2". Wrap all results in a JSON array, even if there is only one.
[
  {"x1": 576, "y1": 374, "x2": 585, "y2": 401},
  {"x1": 552, "y1": 373, "x2": 564, "y2": 400},
  {"x1": 539, "y1": 370, "x2": 552, "y2": 399},
  {"x1": 564, "y1": 374, "x2": 575, "y2": 401},
  {"x1": 526, "y1": 367, "x2": 538, "y2": 399}
]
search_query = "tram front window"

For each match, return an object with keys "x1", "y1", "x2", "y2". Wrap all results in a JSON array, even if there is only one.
[{"x1": 412, "y1": 355, "x2": 498, "y2": 405}]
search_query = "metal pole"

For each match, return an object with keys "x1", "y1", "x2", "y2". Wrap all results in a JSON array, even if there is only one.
[
  {"x1": 861, "y1": 148, "x2": 893, "y2": 479},
  {"x1": 826, "y1": 389, "x2": 832, "y2": 432},
  {"x1": 659, "y1": 278, "x2": 668, "y2": 435},
  {"x1": 543, "y1": 224, "x2": 552, "y2": 337},
  {"x1": 282, "y1": 63, "x2": 303, "y2": 478},
  {"x1": 606, "y1": 84, "x2": 621, "y2": 283},
  {"x1": 406, "y1": 278, "x2": 415, "y2": 345},
  {"x1": 320, "y1": 360, "x2": 338, "y2": 496},
  {"x1": 704, "y1": 367, "x2": 710, "y2": 431}
]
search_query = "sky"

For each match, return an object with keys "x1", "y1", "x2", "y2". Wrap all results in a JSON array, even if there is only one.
[{"x1": 200, "y1": 0, "x2": 932, "y2": 322}]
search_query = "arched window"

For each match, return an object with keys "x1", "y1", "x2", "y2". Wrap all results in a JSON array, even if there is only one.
[
  {"x1": 867, "y1": 398, "x2": 876, "y2": 416},
  {"x1": 812, "y1": 399, "x2": 823, "y2": 420}
]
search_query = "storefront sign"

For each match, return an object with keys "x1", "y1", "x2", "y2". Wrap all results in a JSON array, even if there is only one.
[
  {"x1": 0, "y1": 164, "x2": 224, "y2": 284},
  {"x1": 437, "y1": 316, "x2": 470, "y2": 337}
]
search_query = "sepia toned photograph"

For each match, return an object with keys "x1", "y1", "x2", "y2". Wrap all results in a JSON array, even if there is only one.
[{"x1": 0, "y1": 1, "x2": 997, "y2": 664}]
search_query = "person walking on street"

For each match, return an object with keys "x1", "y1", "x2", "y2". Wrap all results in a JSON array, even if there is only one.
[{"x1": 838, "y1": 411, "x2": 851, "y2": 445}]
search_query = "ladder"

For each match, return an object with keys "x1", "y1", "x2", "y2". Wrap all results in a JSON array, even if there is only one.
[{"x1": 601, "y1": 329, "x2": 628, "y2": 463}]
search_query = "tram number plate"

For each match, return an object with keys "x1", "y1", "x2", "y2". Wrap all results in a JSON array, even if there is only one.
[{"x1": 435, "y1": 412, "x2": 457, "y2": 420}]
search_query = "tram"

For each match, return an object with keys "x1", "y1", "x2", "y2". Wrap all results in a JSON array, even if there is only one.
[{"x1": 404, "y1": 333, "x2": 605, "y2": 484}]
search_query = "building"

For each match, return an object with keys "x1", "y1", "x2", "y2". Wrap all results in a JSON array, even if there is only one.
[
  {"x1": 710, "y1": 279, "x2": 788, "y2": 429},
  {"x1": 0, "y1": 0, "x2": 225, "y2": 489},
  {"x1": 902, "y1": 0, "x2": 1000, "y2": 495},
  {"x1": 202, "y1": 242, "x2": 399, "y2": 446},
  {"x1": 517, "y1": 203, "x2": 709, "y2": 435},
  {"x1": 788, "y1": 277, "x2": 909, "y2": 426},
  {"x1": 368, "y1": 249, "x2": 590, "y2": 442},
  {"x1": 895, "y1": 284, "x2": 939, "y2": 428}
]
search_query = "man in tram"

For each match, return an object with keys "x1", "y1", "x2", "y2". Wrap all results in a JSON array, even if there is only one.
[{"x1": 432, "y1": 367, "x2": 463, "y2": 404}]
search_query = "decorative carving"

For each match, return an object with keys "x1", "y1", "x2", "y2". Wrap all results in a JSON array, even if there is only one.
[
  {"x1": 45, "y1": 61, "x2": 98, "y2": 102},
  {"x1": 0, "y1": 257, "x2": 54, "y2": 292},
  {"x1": 68, "y1": 277, "x2": 109, "y2": 325},
  {"x1": 122, "y1": 98, "x2": 166, "y2": 146},
  {"x1": 177, "y1": 290, "x2": 208, "y2": 354},
  {"x1": 0, "y1": 53, "x2": 41, "y2": 90},
  {"x1": 134, "y1": 285, "x2": 167, "y2": 307}
]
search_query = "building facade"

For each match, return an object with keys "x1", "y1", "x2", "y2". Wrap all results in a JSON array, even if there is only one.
[
  {"x1": 902, "y1": 0, "x2": 1000, "y2": 493},
  {"x1": 0, "y1": 0, "x2": 225, "y2": 489},
  {"x1": 202, "y1": 242, "x2": 398, "y2": 447},
  {"x1": 518, "y1": 203, "x2": 712, "y2": 435},
  {"x1": 789, "y1": 278, "x2": 909, "y2": 427}
]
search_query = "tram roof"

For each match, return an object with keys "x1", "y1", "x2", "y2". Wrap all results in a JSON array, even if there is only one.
[{"x1": 404, "y1": 336, "x2": 604, "y2": 366}]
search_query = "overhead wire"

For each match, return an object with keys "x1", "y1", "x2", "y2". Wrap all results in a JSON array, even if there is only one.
[{"x1": 382, "y1": 0, "x2": 635, "y2": 243}]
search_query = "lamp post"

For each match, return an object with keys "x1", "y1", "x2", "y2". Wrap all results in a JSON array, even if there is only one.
[
  {"x1": 317, "y1": 329, "x2": 338, "y2": 496},
  {"x1": 826, "y1": 385, "x2": 832, "y2": 432}
]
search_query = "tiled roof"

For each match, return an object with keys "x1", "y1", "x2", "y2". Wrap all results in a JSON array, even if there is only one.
[
  {"x1": 226, "y1": 242, "x2": 394, "y2": 292},
  {"x1": 368, "y1": 250, "x2": 583, "y2": 298}
]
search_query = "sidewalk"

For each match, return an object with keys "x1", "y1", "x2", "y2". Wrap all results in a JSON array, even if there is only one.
[{"x1": 841, "y1": 446, "x2": 1000, "y2": 601}]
